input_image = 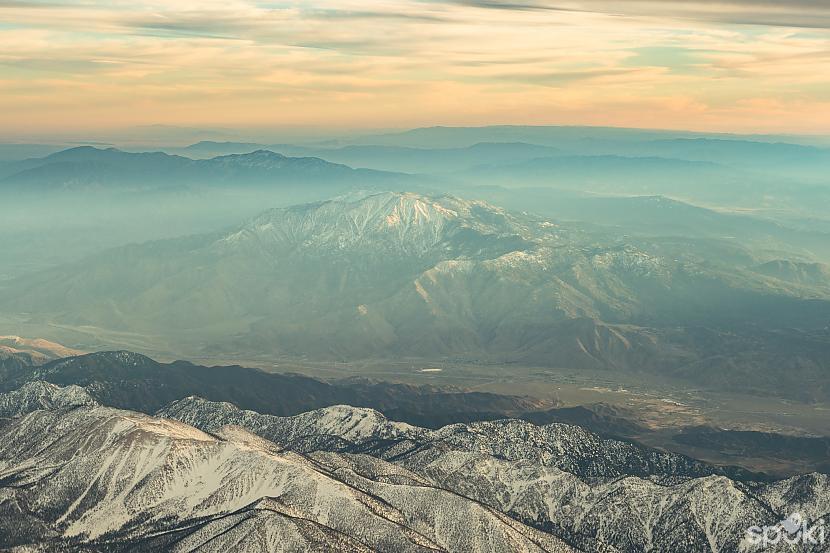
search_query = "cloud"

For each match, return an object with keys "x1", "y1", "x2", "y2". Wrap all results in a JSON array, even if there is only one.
[
  {"x1": 434, "y1": 0, "x2": 830, "y2": 29},
  {"x1": 437, "y1": 0, "x2": 581, "y2": 12},
  {"x1": 489, "y1": 68, "x2": 647, "y2": 87},
  {"x1": 0, "y1": 0, "x2": 828, "y2": 134}
]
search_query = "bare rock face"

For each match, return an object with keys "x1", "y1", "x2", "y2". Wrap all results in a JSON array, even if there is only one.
[
  {"x1": 0, "y1": 336, "x2": 83, "y2": 361},
  {"x1": 0, "y1": 336, "x2": 83, "y2": 376}
]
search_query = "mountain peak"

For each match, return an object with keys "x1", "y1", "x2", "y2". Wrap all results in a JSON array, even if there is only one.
[
  {"x1": 206, "y1": 149, "x2": 351, "y2": 172},
  {"x1": 43, "y1": 145, "x2": 120, "y2": 161},
  {"x1": 0, "y1": 381, "x2": 96, "y2": 417},
  {"x1": 45, "y1": 350, "x2": 158, "y2": 373},
  {"x1": 219, "y1": 191, "x2": 525, "y2": 258},
  {"x1": 160, "y1": 399, "x2": 424, "y2": 445},
  {"x1": 350, "y1": 191, "x2": 464, "y2": 226}
]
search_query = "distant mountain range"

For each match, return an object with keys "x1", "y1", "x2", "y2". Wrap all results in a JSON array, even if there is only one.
[
  {"x1": 345, "y1": 125, "x2": 811, "y2": 148},
  {"x1": 0, "y1": 146, "x2": 420, "y2": 194},
  {"x1": 6, "y1": 136, "x2": 829, "y2": 224},
  {"x1": 341, "y1": 126, "x2": 830, "y2": 179},
  {"x1": 166, "y1": 133, "x2": 830, "y2": 181},
  {"x1": 1, "y1": 379, "x2": 827, "y2": 552},
  {"x1": 178, "y1": 141, "x2": 564, "y2": 173}
]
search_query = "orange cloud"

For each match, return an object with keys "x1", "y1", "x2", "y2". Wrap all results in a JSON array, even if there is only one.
[{"x1": 0, "y1": 0, "x2": 828, "y2": 135}]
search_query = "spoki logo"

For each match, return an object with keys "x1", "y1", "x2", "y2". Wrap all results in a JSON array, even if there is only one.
[{"x1": 745, "y1": 513, "x2": 826, "y2": 548}]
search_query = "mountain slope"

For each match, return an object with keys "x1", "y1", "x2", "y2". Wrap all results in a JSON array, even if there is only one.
[
  {"x1": 0, "y1": 380, "x2": 96, "y2": 417},
  {"x1": 460, "y1": 189, "x2": 830, "y2": 263},
  {"x1": 2, "y1": 384, "x2": 829, "y2": 552},
  {"x1": 160, "y1": 398, "x2": 830, "y2": 553},
  {"x1": 3, "y1": 191, "x2": 830, "y2": 399},
  {"x1": 159, "y1": 397, "x2": 758, "y2": 481},
  {"x1": 0, "y1": 335, "x2": 81, "y2": 360},
  {"x1": 0, "y1": 405, "x2": 577, "y2": 552},
  {"x1": 0, "y1": 336, "x2": 83, "y2": 374}
]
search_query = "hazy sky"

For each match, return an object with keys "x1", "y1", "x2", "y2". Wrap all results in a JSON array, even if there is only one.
[{"x1": 2, "y1": 0, "x2": 830, "y2": 136}]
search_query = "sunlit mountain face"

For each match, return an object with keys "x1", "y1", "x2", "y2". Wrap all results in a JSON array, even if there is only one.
[{"x1": 2, "y1": 1, "x2": 830, "y2": 551}]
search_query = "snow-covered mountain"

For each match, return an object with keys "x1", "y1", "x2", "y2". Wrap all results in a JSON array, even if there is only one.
[
  {"x1": 158, "y1": 398, "x2": 830, "y2": 553},
  {"x1": 159, "y1": 396, "x2": 748, "y2": 481},
  {"x1": 0, "y1": 404, "x2": 576, "y2": 552},
  {"x1": 1, "y1": 387, "x2": 828, "y2": 552},
  {"x1": 218, "y1": 191, "x2": 532, "y2": 259},
  {"x1": 0, "y1": 380, "x2": 95, "y2": 417}
]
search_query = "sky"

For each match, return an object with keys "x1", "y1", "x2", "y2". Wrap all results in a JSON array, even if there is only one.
[{"x1": 1, "y1": 0, "x2": 830, "y2": 137}]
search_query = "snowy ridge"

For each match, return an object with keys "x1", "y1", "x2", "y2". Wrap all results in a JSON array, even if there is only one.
[
  {"x1": 161, "y1": 398, "x2": 830, "y2": 553},
  {"x1": 161, "y1": 398, "x2": 733, "y2": 480},
  {"x1": 216, "y1": 191, "x2": 529, "y2": 258},
  {"x1": 3, "y1": 391, "x2": 829, "y2": 552},
  {"x1": 0, "y1": 381, "x2": 96, "y2": 417},
  {"x1": 161, "y1": 397, "x2": 426, "y2": 447}
]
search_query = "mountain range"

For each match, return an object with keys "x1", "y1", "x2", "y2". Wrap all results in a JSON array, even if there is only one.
[
  {"x1": 0, "y1": 380, "x2": 827, "y2": 552},
  {"x1": 0, "y1": 146, "x2": 419, "y2": 195},
  {"x1": 153, "y1": 136, "x2": 830, "y2": 216},
  {"x1": 4, "y1": 123, "x2": 830, "y2": 553},
  {"x1": 0, "y1": 402, "x2": 577, "y2": 553},
  {"x1": 0, "y1": 350, "x2": 546, "y2": 427},
  {"x1": 4, "y1": 191, "x2": 829, "y2": 400},
  {"x1": 179, "y1": 141, "x2": 564, "y2": 173}
]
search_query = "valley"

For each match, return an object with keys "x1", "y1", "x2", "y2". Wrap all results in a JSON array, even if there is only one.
[
  {"x1": 243, "y1": 357, "x2": 830, "y2": 476},
  {"x1": 3, "y1": 340, "x2": 828, "y2": 477}
]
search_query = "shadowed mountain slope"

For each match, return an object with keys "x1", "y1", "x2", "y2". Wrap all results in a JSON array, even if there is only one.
[{"x1": 0, "y1": 351, "x2": 544, "y2": 426}]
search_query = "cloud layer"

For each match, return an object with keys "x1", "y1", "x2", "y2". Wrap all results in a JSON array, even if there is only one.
[
  {"x1": 443, "y1": 1, "x2": 830, "y2": 29},
  {"x1": 1, "y1": 0, "x2": 829, "y2": 134}
]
